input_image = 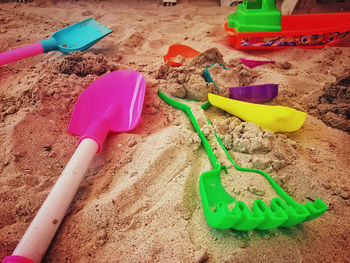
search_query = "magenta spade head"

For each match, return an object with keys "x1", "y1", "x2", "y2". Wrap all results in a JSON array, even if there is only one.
[
  {"x1": 240, "y1": 58, "x2": 275, "y2": 68},
  {"x1": 67, "y1": 70, "x2": 146, "y2": 153},
  {"x1": 225, "y1": 84, "x2": 278, "y2": 103}
]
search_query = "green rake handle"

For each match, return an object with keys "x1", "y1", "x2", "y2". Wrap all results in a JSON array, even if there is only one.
[{"x1": 159, "y1": 89, "x2": 328, "y2": 230}]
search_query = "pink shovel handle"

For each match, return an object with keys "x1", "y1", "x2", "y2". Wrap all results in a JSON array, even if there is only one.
[
  {"x1": 0, "y1": 42, "x2": 44, "y2": 66},
  {"x1": 2, "y1": 255, "x2": 34, "y2": 263},
  {"x1": 1, "y1": 139, "x2": 98, "y2": 263}
]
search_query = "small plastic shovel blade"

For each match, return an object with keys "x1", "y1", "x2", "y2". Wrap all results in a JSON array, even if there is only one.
[
  {"x1": 0, "y1": 18, "x2": 112, "y2": 66},
  {"x1": 51, "y1": 18, "x2": 112, "y2": 54},
  {"x1": 68, "y1": 70, "x2": 146, "y2": 151},
  {"x1": 239, "y1": 58, "x2": 275, "y2": 68},
  {"x1": 163, "y1": 44, "x2": 200, "y2": 67}
]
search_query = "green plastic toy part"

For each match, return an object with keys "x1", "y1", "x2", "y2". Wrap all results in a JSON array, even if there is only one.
[
  {"x1": 228, "y1": 0, "x2": 282, "y2": 32},
  {"x1": 158, "y1": 89, "x2": 328, "y2": 230}
]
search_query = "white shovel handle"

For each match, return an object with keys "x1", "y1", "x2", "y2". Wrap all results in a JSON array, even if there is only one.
[{"x1": 12, "y1": 138, "x2": 98, "y2": 263}]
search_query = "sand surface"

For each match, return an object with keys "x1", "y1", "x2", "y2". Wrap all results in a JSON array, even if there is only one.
[{"x1": 0, "y1": 1, "x2": 350, "y2": 262}]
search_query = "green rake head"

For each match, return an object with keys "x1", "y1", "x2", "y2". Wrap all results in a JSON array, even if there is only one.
[
  {"x1": 159, "y1": 89, "x2": 328, "y2": 231},
  {"x1": 200, "y1": 168, "x2": 327, "y2": 230}
]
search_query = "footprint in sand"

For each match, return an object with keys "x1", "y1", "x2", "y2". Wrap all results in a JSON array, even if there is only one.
[
  {"x1": 110, "y1": 24, "x2": 127, "y2": 36},
  {"x1": 148, "y1": 38, "x2": 171, "y2": 54},
  {"x1": 184, "y1": 12, "x2": 195, "y2": 21},
  {"x1": 206, "y1": 24, "x2": 225, "y2": 37},
  {"x1": 123, "y1": 32, "x2": 145, "y2": 49},
  {"x1": 0, "y1": 39, "x2": 9, "y2": 52},
  {"x1": 81, "y1": 10, "x2": 94, "y2": 17}
]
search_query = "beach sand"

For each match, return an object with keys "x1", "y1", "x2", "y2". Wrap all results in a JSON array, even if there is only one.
[{"x1": 0, "y1": 1, "x2": 350, "y2": 262}]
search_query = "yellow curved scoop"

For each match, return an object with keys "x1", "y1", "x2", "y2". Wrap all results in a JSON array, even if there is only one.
[{"x1": 208, "y1": 93, "x2": 307, "y2": 132}]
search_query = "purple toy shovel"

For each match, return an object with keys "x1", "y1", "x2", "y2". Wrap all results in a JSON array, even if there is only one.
[
  {"x1": 2, "y1": 70, "x2": 146, "y2": 263},
  {"x1": 225, "y1": 83, "x2": 278, "y2": 103}
]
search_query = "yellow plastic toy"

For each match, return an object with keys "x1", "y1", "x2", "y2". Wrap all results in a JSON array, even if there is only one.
[{"x1": 208, "y1": 93, "x2": 307, "y2": 132}]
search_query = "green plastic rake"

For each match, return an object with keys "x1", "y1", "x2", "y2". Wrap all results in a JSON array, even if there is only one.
[{"x1": 159, "y1": 89, "x2": 328, "y2": 230}]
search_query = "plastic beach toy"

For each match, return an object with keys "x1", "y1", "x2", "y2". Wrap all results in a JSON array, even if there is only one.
[
  {"x1": 158, "y1": 89, "x2": 327, "y2": 230},
  {"x1": 228, "y1": 0, "x2": 282, "y2": 32},
  {"x1": 202, "y1": 63, "x2": 277, "y2": 101},
  {"x1": 239, "y1": 58, "x2": 275, "y2": 68},
  {"x1": 0, "y1": 18, "x2": 112, "y2": 66},
  {"x1": 163, "y1": 44, "x2": 200, "y2": 67},
  {"x1": 225, "y1": 83, "x2": 278, "y2": 103},
  {"x1": 2, "y1": 70, "x2": 146, "y2": 263},
  {"x1": 208, "y1": 93, "x2": 306, "y2": 132},
  {"x1": 202, "y1": 63, "x2": 227, "y2": 90},
  {"x1": 225, "y1": 1, "x2": 350, "y2": 50}
]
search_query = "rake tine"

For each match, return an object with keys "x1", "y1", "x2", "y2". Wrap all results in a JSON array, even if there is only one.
[
  {"x1": 271, "y1": 198, "x2": 310, "y2": 227},
  {"x1": 232, "y1": 201, "x2": 264, "y2": 230},
  {"x1": 253, "y1": 200, "x2": 288, "y2": 230},
  {"x1": 303, "y1": 198, "x2": 328, "y2": 222}
]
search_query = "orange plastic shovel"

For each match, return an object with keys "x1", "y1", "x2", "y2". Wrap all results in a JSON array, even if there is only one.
[{"x1": 163, "y1": 44, "x2": 200, "y2": 66}]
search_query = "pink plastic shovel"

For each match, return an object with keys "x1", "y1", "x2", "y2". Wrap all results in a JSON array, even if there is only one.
[{"x1": 2, "y1": 70, "x2": 146, "y2": 263}]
